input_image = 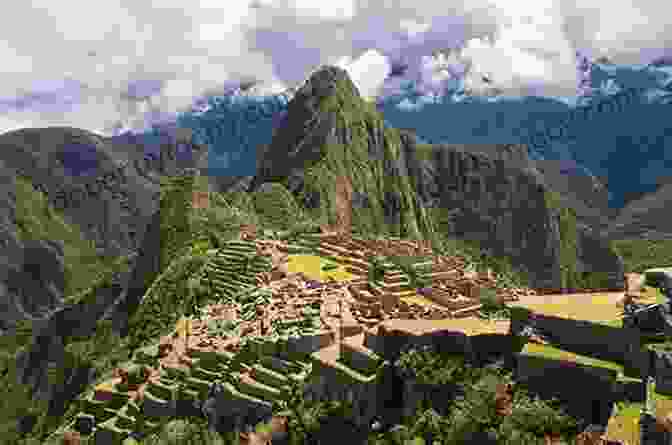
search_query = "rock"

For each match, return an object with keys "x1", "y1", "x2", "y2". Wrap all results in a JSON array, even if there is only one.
[
  {"x1": 644, "y1": 268, "x2": 672, "y2": 298},
  {"x1": 653, "y1": 350, "x2": 672, "y2": 396},
  {"x1": 73, "y1": 415, "x2": 95, "y2": 436},
  {"x1": 47, "y1": 365, "x2": 98, "y2": 419},
  {"x1": 400, "y1": 131, "x2": 563, "y2": 290},
  {"x1": 16, "y1": 414, "x2": 38, "y2": 436},
  {"x1": 533, "y1": 159, "x2": 613, "y2": 230},
  {"x1": 626, "y1": 304, "x2": 667, "y2": 333},
  {"x1": 574, "y1": 222, "x2": 625, "y2": 290},
  {"x1": 6, "y1": 237, "x2": 66, "y2": 322}
]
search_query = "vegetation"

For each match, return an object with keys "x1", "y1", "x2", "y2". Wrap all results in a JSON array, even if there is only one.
[
  {"x1": 8, "y1": 131, "x2": 672, "y2": 443},
  {"x1": 14, "y1": 175, "x2": 132, "y2": 301},
  {"x1": 610, "y1": 238, "x2": 672, "y2": 273},
  {"x1": 477, "y1": 287, "x2": 512, "y2": 321}
]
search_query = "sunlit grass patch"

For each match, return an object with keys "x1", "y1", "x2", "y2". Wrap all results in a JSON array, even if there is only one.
[
  {"x1": 285, "y1": 254, "x2": 357, "y2": 282},
  {"x1": 509, "y1": 293, "x2": 624, "y2": 325},
  {"x1": 606, "y1": 390, "x2": 672, "y2": 445},
  {"x1": 522, "y1": 343, "x2": 624, "y2": 373}
]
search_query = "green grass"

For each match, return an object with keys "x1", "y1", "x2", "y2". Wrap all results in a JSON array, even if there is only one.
[
  {"x1": 611, "y1": 238, "x2": 672, "y2": 274},
  {"x1": 607, "y1": 389, "x2": 672, "y2": 444},
  {"x1": 522, "y1": 343, "x2": 624, "y2": 374},
  {"x1": 14, "y1": 175, "x2": 129, "y2": 299},
  {"x1": 603, "y1": 318, "x2": 623, "y2": 328}
]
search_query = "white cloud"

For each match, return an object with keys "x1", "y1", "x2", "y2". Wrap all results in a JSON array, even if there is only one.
[
  {"x1": 336, "y1": 49, "x2": 391, "y2": 99},
  {"x1": 1, "y1": 0, "x2": 671, "y2": 134}
]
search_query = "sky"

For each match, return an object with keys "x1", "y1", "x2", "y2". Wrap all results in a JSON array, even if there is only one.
[{"x1": 1, "y1": 0, "x2": 671, "y2": 136}]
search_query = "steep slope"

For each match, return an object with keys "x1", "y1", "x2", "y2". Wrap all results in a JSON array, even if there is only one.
[
  {"x1": 401, "y1": 130, "x2": 623, "y2": 291},
  {"x1": 0, "y1": 127, "x2": 158, "y2": 257},
  {"x1": 532, "y1": 159, "x2": 613, "y2": 230},
  {"x1": 602, "y1": 182, "x2": 672, "y2": 241},
  {"x1": 249, "y1": 65, "x2": 436, "y2": 242},
  {"x1": 0, "y1": 165, "x2": 133, "y2": 334}
]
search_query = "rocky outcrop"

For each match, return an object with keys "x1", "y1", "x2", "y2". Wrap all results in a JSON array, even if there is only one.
[
  {"x1": 602, "y1": 182, "x2": 672, "y2": 241},
  {"x1": 574, "y1": 222, "x2": 625, "y2": 290},
  {"x1": 400, "y1": 132, "x2": 563, "y2": 289},
  {"x1": 533, "y1": 159, "x2": 613, "y2": 230},
  {"x1": 7, "y1": 238, "x2": 66, "y2": 318},
  {"x1": 107, "y1": 206, "x2": 163, "y2": 337}
]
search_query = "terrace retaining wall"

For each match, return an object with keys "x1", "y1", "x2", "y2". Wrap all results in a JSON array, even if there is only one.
[
  {"x1": 304, "y1": 357, "x2": 389, "y2": 428},
  {"x1": 363, "y1": 323, "x2": 523, "y2": 370},
  {"x1": 514, "y1": 353, "x2": 619, "y2": 427},
  {"x1": 509, "y1": 307, "x2": 648, "y2": 377},
  {"x1": 653, "y1": 350, "x2": 672, "y2": 396}
]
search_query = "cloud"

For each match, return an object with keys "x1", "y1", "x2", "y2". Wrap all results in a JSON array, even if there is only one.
[
  {"x1": 1, "y1": 0, "x2": 672, "y2": 135},
  {"x1": 335, "y1": 49, "x2": 391, "y2": 99}
]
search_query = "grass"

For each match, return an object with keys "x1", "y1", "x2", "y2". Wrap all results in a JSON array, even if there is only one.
[
  {"x1": 14, "y1": 175, "x2": 129, "y2": 299},
  {"x1": 606, "y1": 388, "x2": 672, "y2": 445},
  {"x1": 522, "y1": 343, "x2": 624, "y2": 374},
  {"x1": 508, "y1": 293, "x2": 624, "y2": 326},
  {"x1": 285, "y1": 254, "x2": 358, "y2": 282},
  {"x1": 611, "y1": 239, "x2": 672, "y2": 274}
]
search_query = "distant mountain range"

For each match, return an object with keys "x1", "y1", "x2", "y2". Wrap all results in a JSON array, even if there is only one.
[
  {"x1": 8, "y1": 57, "x2": 671, "y2": 242},
  {"x1": 110, "y1": 58, "x2": 669, "y2": 215}
]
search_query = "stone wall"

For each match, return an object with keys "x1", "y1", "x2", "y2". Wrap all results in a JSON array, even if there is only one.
[
  {"x1": 304, "y1": 356, "x2": 387, "y2": 428},
  {"x1": 652, "y1": 349, "x2": 672, "y2": 396},
  {"x1": 509, "y1": 307, "x2": 646, "y2": 376},
  {"x1": 514, "y1": 353, "x2": 619, "y2": 427}
]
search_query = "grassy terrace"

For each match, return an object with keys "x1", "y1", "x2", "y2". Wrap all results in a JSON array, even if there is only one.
[{"x1": 521, "y1": 343, "x2": 624, "y2": 374}]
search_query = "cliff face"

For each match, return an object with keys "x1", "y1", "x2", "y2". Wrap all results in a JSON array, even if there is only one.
[
  {"x1": 400, "y1": 133, "x2": 563, "y2": 289},
  {"x1": 602, "y1": 182, "x2": 672, "y2": 241},
  {"x1": 402, "y1": 132, "x2": 623, "y2": 290}
]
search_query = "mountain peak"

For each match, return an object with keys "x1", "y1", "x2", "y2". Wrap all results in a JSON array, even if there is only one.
[
  {"x1": 250, "y1": 63, "x2": 431, "y2": 239},
  {"x1": 295, "y1": 65, "x2": 361, "y2": 102}
]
